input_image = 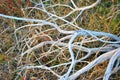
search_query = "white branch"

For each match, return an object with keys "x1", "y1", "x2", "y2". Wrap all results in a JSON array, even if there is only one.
[
  {"x1": 103, "y1": 48, "x2": 120, "y2": 80},
  {"x1": 69, "y1": 48, "x2": 118, "y2": 80}
]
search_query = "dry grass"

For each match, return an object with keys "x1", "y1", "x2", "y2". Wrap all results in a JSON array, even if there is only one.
[{"x1": 0, "y1": 0, "x2": 120, "y2": 80}]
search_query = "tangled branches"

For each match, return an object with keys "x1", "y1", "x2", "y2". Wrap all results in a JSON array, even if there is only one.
[{"x1": 0, "y1": 0, "x2": 120, "y2": 80}]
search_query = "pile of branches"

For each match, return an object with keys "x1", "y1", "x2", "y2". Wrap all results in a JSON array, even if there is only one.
[{"x1": 0, "y1": 0, "x2": 120, "y2": 80}]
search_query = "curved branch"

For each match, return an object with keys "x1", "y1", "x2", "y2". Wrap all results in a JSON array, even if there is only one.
[
  {"x1": 69, "y1": 48, "x2": 118, "y2": 80},
  {"x1": 103, "y1": 48, "x2": 120, "y2": 80}
]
